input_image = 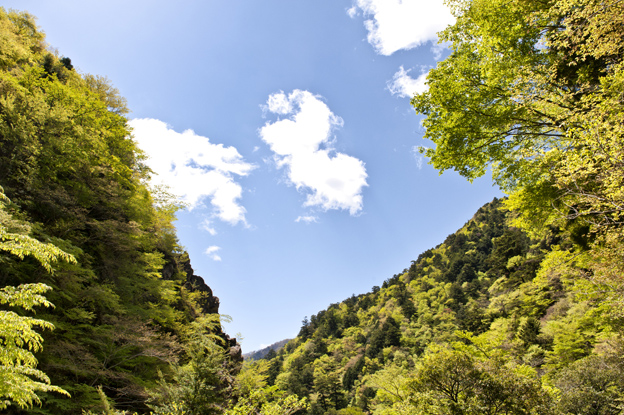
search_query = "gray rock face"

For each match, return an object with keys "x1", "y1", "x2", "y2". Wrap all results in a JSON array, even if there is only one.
[
  {"x1": 182, "y1": 260, "x2": 220, "y2": 315},
  {"x1": 229, "y1": 344, "x2": 243, "y2": 362},
  {"x1": 176, "y1": 256, "x2": 243, "y2": 368}
]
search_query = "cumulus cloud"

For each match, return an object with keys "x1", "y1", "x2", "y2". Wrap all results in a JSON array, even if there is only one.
[
  {"x1": 350, "y1": 0, "x2": 455, "y2": 56},
  {"x1": 130, "y1": 118, "x2": 255, "y2": 225},
  {"x1": 259, "y1": 90, "x2": 368, "y2": 215},
  {"x1": 387, "y1": 66, "x2": 428, "y2": 97},
  {"x1": 205, "y1": 245, "x2": 222, "y2": 261},
  {"x1": 266, "y1": 92, "x2": 294, "y2": 115}
]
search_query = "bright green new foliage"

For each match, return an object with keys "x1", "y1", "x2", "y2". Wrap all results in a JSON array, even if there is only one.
[
  {"x1": 248, "y1": 198, "x2": 624, "y2": 414},
  {"x1": 0, "y1": 190, "x2": 74, "y2": 409},
  {"x1": 2, "y1": 2, "x2": 623, "y2": 414},
  {"x1": 0, "y1": 284, "x2": 69, "y2": 409},
  {"x1": 412, "y1": 0, "x2": 624, "y2": 236},
  {"x1": 0, "y1": 8, "x2": 241, "y2": 414}
]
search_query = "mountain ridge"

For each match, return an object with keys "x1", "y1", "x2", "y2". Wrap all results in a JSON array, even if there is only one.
[
  {"x1": 239, "y1": 198, "x2": 624, "y2": 414},
  {"x1": 0, "y1": 9, "x2": 241, "y2": 413},
  {"x1": 244, "y1": 339, "x2": 291, "y2": 361}
]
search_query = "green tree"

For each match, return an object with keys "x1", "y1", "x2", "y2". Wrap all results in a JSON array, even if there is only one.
[
  {"x1": 0, "y1": 190, "x2": 74, "y2": 409},
  {"x1": 411, "y1": 0, "x2": 624, "y2": 373},
  {"x1": 313, "y1": 355, "x2": 345, "y2": 411},
  {"x1": 0, "y1": 7, "x2": 243, "y2": 413},
  {"x1": 149, "y1": 315, "x2": 234, "y2": 415},
  {"x1": 226, "y1": 360, "x2": 308, "y2": 415},
  {"x1": 553, "y1": 354, "x2": 624, "y2": 415},
  {"x1": 412, "y1": 0, "x2": 624, "y2": 236},
  {"x1": 0, "y1": 283, "x2": 70, "y2": 409}
]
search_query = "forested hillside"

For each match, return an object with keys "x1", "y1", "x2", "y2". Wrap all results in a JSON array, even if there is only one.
[
  {"x1": 244, "y1": 199, "x2": 623, "y2": 414},
  {"x1": 244, "y1": 340, "x2": 291, "y2": 362},
  {"x1": 0, "y1": 9, "x2": 241, "y2": 415},
  {"x1": 233, "y1": 0, "x2": 624, "y2": 413},
  {"x1": 1, "y1": 0, "x2": 623, "y2": 413}
]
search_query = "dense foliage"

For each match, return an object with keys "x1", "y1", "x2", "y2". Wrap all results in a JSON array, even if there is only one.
[
  {"x1": 242, "y1": 1, "x2": 624, "y2": 412},
  {"x1": 2, "y1": 0, "x2": 623, "y2": 413},
  {"x1": 251, "y1": 199, "x2": 624, "y2": 414},
  {"x1": 0, "y1": 9, "x2": 240, "y2": 414},
  {"x1": 0, "y1": 190, "x2": 74, "y2": 409},
  {"x1": 412, "y1": 0, "x2": 624, "y2": 320}
]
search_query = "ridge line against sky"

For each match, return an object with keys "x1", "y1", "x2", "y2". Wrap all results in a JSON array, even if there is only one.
[{"x1": 4, "y1": 0, "x2": 503, "y2": 352}]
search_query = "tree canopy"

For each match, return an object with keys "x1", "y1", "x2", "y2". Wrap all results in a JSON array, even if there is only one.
[
  {"x1": 0, "y1": 8, "x2": 241, "y2": 414},
  {"x1": 412, "y1": 0, "x2": 624, "y2": 234},
  {"x1": 241, "y1": 2, "x2": 624, "y2": 411},
  {"x1": 412, "y1": 0, "x2": 624, "y2": 355},
  {"x1": 2, "y1": 2, "x2": 623, "y2": 414}
]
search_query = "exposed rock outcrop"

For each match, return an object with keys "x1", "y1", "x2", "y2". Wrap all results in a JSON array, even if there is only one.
[
  {"x1": 175, "y1": 255, "x2": 243, "y2": 368},
  {"x1": 182, "y1": 259, "x2": 220, "y2": 315}
]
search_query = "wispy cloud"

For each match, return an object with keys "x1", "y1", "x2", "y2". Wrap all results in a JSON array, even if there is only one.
[
  {"x1": 387, "y1": 66, "x2": 428, "y2": 97},
  {"x1": 411, "y1": 146, "x2": 424, "y2": 169},
  {"x1": 205, "y1": 245, "x2": 222, "y2": 261},
  {"x1": 200, "y1": 218, "x2": 218, "y2": 236},
  {"x1": 130, "y1": 118, "x2": 255, "y2": 226},
  {"x1": 260, "y1": 90, "x2": 368, "y2": 215},
  {"x1": 350, "y1": 0, "x2": 455, "y2": 56},
  {"x1": 431, "y1": 40, "x2": 451, "y2": 60},
  {"x1": 295, "y1": 215, "x2": 319, "y2": 224}
]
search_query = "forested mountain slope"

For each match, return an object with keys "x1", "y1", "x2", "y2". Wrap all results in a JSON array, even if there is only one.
[
  {"x1": 247, "y1": 199, "x2": 624, "y2": 414},
  {"x1": 244, "y1": 340, "x2": 291, "y2": 362},
  {"x1": 0, "y1": 9, "x2": 241, "y2": 414},
  {"x1": 2, "y1": 0, "x2": 624, "y2": 413}
]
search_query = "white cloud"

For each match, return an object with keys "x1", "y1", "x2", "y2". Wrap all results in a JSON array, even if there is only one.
[
  {"x1": 431, "y1": 40, "x2": 451, "y2": 60},
  {"x1": 411, "y1": 146, "x2": 424, "y2": 169},
  {"x1": 259, "y1": 90, "x2": 368, "y2": 215},
  {"x1": 350, "y1": 0, "x2": 455, "y2": 56},
  {"x1": 201, "y1": 218, "x2": 217, "y2": 236},
  {"x1": 205, "y1": 245, "x2": 222, "y2": 261},
  {"x1": 387, "y1": 66, "x2": 428, "y2": 97},
  {"x1": 266, "y1": 92, "x2": 294, "y2": 115},
  {"x1": 295, "y1": 215, "x2": 319, "y2": 224},
  {"x1": 130, "y1": 118, "x2": 255, "y2": 226}
]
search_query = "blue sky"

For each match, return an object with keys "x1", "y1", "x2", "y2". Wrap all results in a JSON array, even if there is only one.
[{"x1": 7, "y1": 0, "x2": 502, "y2": 352}]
